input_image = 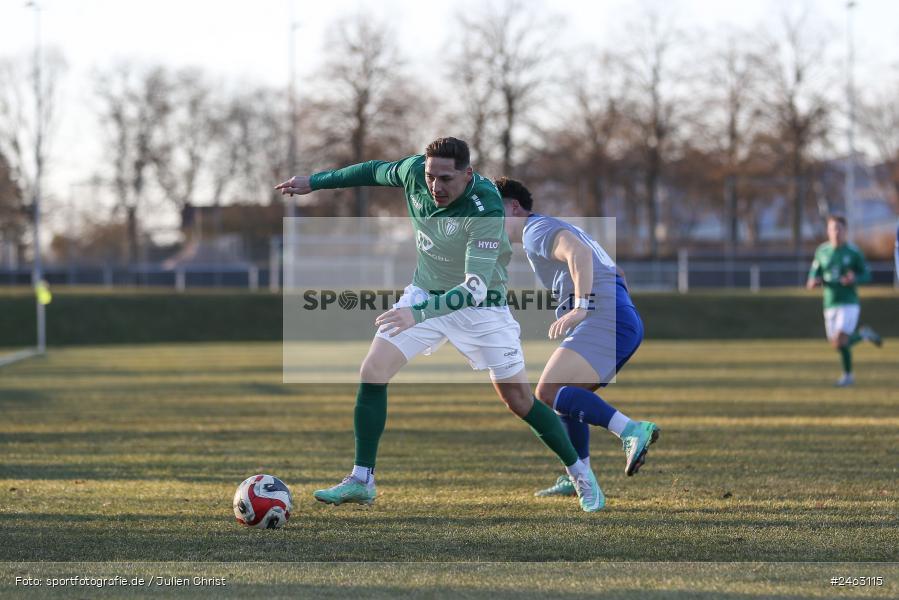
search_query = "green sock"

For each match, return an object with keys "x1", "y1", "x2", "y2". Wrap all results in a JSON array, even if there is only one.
[
  {"x1": 522, "y1": 397, "x2": 579, "y2": 467},
  {"x1": 848, "y1": 331, "x2": 862, "y2": 347},
  {"x1": 839, "y1": 346, "x2": 852, "y2": 374},
  {"x1": 354, "y1": 383, "x2": 387, "y2": 468}
]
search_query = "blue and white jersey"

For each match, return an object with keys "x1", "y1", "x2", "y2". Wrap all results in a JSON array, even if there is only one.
[{"x1": 522, "y1": 214, "x2": 634, "y2": 319}]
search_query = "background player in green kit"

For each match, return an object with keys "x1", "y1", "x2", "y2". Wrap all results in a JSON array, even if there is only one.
[
  {"x1": 806, "y1": 214, "x2": 882, "y2": 387},
  {"x1": 276, "y1": 137, "x2": 603, "y2": 512}
]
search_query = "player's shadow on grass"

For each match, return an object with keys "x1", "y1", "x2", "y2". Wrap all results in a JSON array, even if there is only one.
[
  {"x1": 317, "y1": 511, "x2": 895, "y2": 530},
  {"x1": 260, "y1": 585, "x2": 809, "y2": 600},
  {"x1": 0, "y1": 460, "x2": 327, "y2": 483},
  {"x1": 8, "y1": 366, "x2": 287, "y2": 378},
  {"x1": 0, "y1": 513, "x2": 225, "y2": 525},
  {"x1": 3, "y1": 512, "x2": 894, "y2": 563},
  {"x1": 634, "y1": 360, "x2": 837, "y2": 370},
  {"x1": 0, "y1": 388, "x2": 50, "y2": 406},
  {"x1": 626, "y1": 379, "x2": 872, "y2": 389}
]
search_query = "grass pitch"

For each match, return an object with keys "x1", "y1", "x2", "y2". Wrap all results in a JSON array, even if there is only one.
[{"x1": 1, "y1": 340, "x2": 897, "y2": 597}]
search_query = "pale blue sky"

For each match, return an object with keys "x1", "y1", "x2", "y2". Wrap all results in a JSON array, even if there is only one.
[{"x1": 1, "y1": 0, "x2": 897, "y2": 235}]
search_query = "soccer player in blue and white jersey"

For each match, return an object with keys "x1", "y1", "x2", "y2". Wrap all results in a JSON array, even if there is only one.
[{"x1": 497, "y1": 177, "x2": 659, "y2": 499}]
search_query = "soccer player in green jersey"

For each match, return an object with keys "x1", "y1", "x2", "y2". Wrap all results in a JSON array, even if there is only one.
[
  {"x1": 806, "y1": 214, "x2": 882, "y2": 387},
  {"x1": 275, "y1": 137, "x2": 603, "y2": 512}
]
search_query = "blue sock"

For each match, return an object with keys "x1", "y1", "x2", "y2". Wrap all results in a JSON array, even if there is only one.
[
  {"x1": 561, "y1": 414, "x2": 590, "y2": 460},
  {"x1": 554, "y1": 386, "x2": 618, "y2": 429}
]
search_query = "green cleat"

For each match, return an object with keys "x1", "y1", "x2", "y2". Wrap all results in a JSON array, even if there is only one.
[
  {"x1": 859, "y1": 325, "x2": 882, "y2": 348},
  {"x1": 535, "y1": 474, "x2": 576, "y2": 497},
  {"x1": 313, "y1": 475, "x2": 376, "y2": 506},
  {"x1": 621, "y1": 421, "x2": 660, "y2": 476},
  {"x1": 572, "y1": 468, "x2": 605, "y2": 512}
]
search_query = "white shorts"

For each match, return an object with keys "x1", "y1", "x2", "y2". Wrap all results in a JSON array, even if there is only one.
[
  {"x1": 824, "y1": 304, "x2": 860, "y2": 340},
  {"x1": 376, "y1": 285, "x2": 525, "y2": 381}
]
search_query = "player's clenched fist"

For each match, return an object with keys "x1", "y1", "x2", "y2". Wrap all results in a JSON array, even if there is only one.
[{"x1": 275, "y1": 175, "x2": 312, "y2": 196}]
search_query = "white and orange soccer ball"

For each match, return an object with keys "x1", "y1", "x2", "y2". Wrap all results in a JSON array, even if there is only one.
[{"x1": 233, "y1": 474, "x2": 293, "y2": 529}]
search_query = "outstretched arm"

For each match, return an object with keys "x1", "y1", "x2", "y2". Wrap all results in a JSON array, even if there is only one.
[{"x1": 275, "y1": 157, "x2": 416, "y2": 196}]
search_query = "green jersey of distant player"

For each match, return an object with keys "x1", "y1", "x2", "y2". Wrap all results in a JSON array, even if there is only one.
[
  {"x1": 807, "y1": 240, "x2": 870, "y2": 308},
  {"x1": 310, "y1": 155, "x2": 511, "y2": 310},
  {"x1": 805, "y1": 214, "x2": 882, "y2": 387}
]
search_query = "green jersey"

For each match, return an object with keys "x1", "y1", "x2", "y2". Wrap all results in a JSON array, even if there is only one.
[
  {"x1": 310, "y1": 155, "x2": 511, "y2": 320},
  {"x1": 808, "y1": 242, "x2": 871, "y2": 308}
]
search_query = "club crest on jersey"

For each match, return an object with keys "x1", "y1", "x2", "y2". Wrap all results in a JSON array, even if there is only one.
[
  {"x1": 441, "y1": 218, "x2": 460, "y2": 237},
  {"x1": 416, "y1": 230, "x2": 434, "y2": 251}
]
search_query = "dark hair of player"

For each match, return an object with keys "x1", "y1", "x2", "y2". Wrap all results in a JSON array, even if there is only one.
[
  {"x1": 425, "y1": 137, "x2": 470, "y2": 170},
  {"x1": 827, "y1": 213, "x2": 847, "y2": 227},
  {"x1": 494, "y1": 176, "x2": 533, "y2": 212}
]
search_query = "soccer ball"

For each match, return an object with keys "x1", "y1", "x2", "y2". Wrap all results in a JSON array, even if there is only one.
[{"x1": 233, "y1": 474, "x2": 293, "y2": 529}]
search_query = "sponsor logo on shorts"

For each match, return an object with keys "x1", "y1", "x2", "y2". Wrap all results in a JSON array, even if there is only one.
[{"x1": 503, "y1": 349, "x2": 519, "y2": 357}]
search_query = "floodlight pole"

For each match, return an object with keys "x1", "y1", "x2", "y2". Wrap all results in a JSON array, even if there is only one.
[
  {"x1": 282, "y1": 3, "x2": 301, "y2": 288},
  {"x1": 845, "y1": 0, "x2": 857, "y2": 241},
  {"x1": 286, "y1": 2, "x2": 299, "y2": 221},
  {"x1": 28, "y1": 0, "x2": 45, "y2": 354}
]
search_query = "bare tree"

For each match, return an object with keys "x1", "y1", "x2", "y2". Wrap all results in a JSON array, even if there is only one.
[
  {"x1": 308, "y1": 13, "x2": 420, "y2": 216},
  {"x1": 758, "y1": 10, "x2": 833, "y2": 254},
  {"x1": 205, "y1": 85, "x2": 293, "y2": 207},
  {"x1": 0, "y1": 151, "x2": 26, "y2": 262},
  {"x1": 619, "y1": 7, "x2": 684, "y2": 259},
  {"x1": 447, "y1": 30, "x2": 498, "y2": 166},
  {"x1": 0, "y1": 49, "x2": 66, "y2": 258},
  {"x1": 859, "y1": 80, "x2": 899, "y2": 199},
  {"x1": 205, "y1": 91, "x2": 258, "y2": 208},
  {"x1": 566, "y1": 51, "x2": 627, "y2": 217},
  {"x1": 454, "y1": 0, "x2": 560, "y2": 175},
  {"x1": 94, "y1": 63, "x2": 173, "y2": 264},
  {"x1": 699, "y1": 29, "x2": 767, "y2": 255},
  {"x1": 151, "y1": 68, "x2": 214, "y2": 212}
]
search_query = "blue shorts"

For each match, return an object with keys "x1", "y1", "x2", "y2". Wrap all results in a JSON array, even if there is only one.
[{"x1": 559, "y1": 304, "x2": 644, "y2": 385}]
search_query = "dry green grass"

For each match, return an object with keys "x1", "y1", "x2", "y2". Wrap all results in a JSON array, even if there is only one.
[{"x1": 1, "y1": 341, "x2": 897, "y2": 597}]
